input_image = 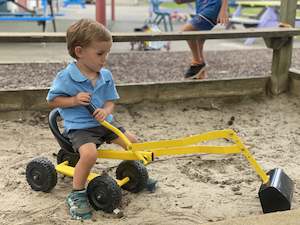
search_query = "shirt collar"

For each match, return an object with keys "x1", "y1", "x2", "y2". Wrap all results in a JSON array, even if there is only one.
[
  {"x1": 68, "y1": 62, "x2": 88, "y2": 82},
  {"x1": 67, "y1": 61, "x2": 109, "y2": 85}
]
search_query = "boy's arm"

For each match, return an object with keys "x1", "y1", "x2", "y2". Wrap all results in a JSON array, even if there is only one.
[
  {"x1": 174, "y1": 0, "x2": 195, "y2": 4},
  {"x1": 217, "y1": 0, "x2": 229, "y2": 25},
  {"x1": 47, "y1": 92, "x2": 91, "y2": 109}
]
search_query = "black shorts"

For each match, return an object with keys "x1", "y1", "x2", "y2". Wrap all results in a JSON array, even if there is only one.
[{"x1": 68, "y1": 120, "x2": 126, "y2": 152}]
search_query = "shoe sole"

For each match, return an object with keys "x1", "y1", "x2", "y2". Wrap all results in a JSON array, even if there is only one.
[
  {"x1": 194, "y1": 69, "x2": 208, "y2": 80},
  {"x1": 184, "y1": 65, "x2": 207, "y2": 79}
]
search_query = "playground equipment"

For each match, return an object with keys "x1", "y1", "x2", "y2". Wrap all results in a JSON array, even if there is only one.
[
  {"x1": 0, "y1": 0, "x2": 56, "y2": 31},
  {"x1": 26, "y1": 103, "x2": 294, "y2": 214},
  {"x1": 131, "y1": 23, "x2": 170, "y2": 51}
]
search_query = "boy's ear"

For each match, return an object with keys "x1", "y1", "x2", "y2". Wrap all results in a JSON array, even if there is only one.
[{"x1": 74, "y1": 46, "x2": 83, "y2": 58}]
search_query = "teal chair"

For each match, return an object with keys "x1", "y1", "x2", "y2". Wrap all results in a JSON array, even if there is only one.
[{"x1": 149, "y1": 0, "x2": 173, "y2": 31}]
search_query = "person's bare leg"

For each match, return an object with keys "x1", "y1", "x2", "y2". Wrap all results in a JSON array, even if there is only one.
[
  {"x1": 194, "y1": 39, "x2": 208, "y2": 79},
  {"x1": 73, "y1": 143, "x2": 98, "y2": 190},
  {"x1": 181, "y1": 23, "x2": 201, "y2": 64},
  {"x1": 197, "y1": 39, "x2": 205, "y2": 64},
  {"x1": 111, "y1": 131, "x2": 138, "y2": 149}
]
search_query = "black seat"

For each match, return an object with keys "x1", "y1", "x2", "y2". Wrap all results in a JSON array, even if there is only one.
[{"x1": 48, "y1": 108, "x2": 74, "y2": 152}]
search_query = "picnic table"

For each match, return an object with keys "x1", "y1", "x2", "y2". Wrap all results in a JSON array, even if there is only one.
[
  {"x1": 0, "y1": 0, "x2": 56, "y2": 31},
  {"x1": 229, "y1": 0, "x2": 300, "y2": 44}
]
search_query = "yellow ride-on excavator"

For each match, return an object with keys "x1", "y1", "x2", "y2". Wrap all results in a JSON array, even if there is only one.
[{"x1": 26, "y1": 104, "x2": 294, "y2": 214}]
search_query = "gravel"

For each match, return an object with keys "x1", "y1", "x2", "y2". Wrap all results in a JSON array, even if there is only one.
[{"x1": 0, "y1": 48, "x2": 299, "y2": 89}]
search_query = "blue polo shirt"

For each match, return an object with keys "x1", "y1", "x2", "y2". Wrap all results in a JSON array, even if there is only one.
[{"x1": 47, "y1": 62, "x2": 119, "y2": 132}]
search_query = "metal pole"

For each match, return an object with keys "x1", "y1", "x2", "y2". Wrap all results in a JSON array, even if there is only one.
[
  {"x1": 96, "y1": 0, "x2": 106, "y2": 26},
  {"x1": 111, "y1": 0, "x2": 115, "y2": 21}
]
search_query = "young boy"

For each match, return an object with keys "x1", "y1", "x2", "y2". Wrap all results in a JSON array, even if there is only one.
[
  {"x1": 175, "y1": 0, "x2": 229, "y2": 79},
  {"x1": 47, "y1": 19, "x2": 138, "y2": 220}
]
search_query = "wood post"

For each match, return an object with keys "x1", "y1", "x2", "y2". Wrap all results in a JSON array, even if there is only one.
[{"x1": 269, "y1": 0, "x2": 297, "y2": 95}]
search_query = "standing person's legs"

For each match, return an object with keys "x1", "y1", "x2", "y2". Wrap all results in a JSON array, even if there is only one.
[
  {"x1": 181, "y1": 23, "x2": 205, "y2": 65},
  {"x1": 182, "y1": 15, "x2": 215, "y2": 79}
]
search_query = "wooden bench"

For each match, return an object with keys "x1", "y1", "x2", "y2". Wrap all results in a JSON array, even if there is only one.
[{"x1": 0, "y1": 28, "x2": 299, "y2": 42}]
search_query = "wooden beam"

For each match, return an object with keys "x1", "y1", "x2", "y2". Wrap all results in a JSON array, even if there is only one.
[
  {"x1": 0, "y1": 28, "x2": 300, "y2": 43},
  {"x1": 0, "y1": 77, "x2": 269, "y2": 112},
  {"x1": 289, "y1": 68, "x2": 300, "y2": 96},
  {"x1": 269, "y1": 0, "x2": 298, "y2": 95}
]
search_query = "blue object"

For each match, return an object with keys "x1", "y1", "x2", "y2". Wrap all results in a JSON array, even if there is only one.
[
  {"x1": 0, "y1": 16, "x2": 53, "y2": 21},
  {"x1": 0, "y1": 0, "x2": 56, "y2": 31},
  {"x1": 149, "y1": 0, "x2": 173, "y2": 31},
  {"x1": 63, "y1": 0, "x2": 85, "y2": 8},
  {"x1": 47, "y1": 62, "x2": 119, "y2": 133}
]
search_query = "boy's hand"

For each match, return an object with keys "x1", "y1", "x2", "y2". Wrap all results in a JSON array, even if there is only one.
[
  {"x1": 217, "y1": 9, "x2": 229, "y2": 25},
  {"x1": 74, "y1": 92, "x2": 91, "y2": 106},
  {"x1": 93, "y1": 108, "x2": 108, "y2": 121}
]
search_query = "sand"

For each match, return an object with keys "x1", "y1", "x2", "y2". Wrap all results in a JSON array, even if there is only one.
[{"x1": 0, "y1": 94, "x2": 300, "y2": 225}]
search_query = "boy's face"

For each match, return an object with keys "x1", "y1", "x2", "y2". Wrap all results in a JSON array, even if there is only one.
[{"x1": 75, "y1": 40, "x2": 112, "y2": 73}]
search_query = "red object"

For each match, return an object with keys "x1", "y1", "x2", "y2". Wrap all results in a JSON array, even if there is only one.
[
  {"x1": 111, "y1": 0, "x2": 115, "y2": 21},
  {"x1": 96, "y1": 0, "x2": 106, "y2": 26},
  {"x1": 17, "y1": 0, "x2": 27, "y2": 12}
]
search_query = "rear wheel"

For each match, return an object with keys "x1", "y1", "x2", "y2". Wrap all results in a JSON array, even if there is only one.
[
  {"x1": 56, "y1": 149, "x2": 80, "y2": 167},
  {"x1": 26, "y1": 157, "x2": 57, "y2": 192},
  {"x1": 116, "y1": 160, "x2": 148, "y2": 193}
]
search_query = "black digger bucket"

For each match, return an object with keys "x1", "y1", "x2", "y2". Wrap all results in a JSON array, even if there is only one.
[{"x1": 259, "y1": 168, "x2": 294, "y2": 213}]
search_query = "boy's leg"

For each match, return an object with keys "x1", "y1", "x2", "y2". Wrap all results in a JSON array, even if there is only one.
[
  {"x1": 66, "y1": 142, "x2": 98, "y2": 220},
  {"x1": 73, "y1": 143, "x2": 98, "y2": 189},
  {"x1": 111, "y1": 131, "x2": 138, "y2": 149}
]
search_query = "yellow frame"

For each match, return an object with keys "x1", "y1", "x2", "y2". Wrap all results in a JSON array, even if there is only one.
[{"x1": 56, "y1": 120, "x2": 270, "y2": 185}]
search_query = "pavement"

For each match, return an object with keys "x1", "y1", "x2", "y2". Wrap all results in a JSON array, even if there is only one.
[{"x1": 1, "y1": 2, "x2": 299, "y2": 63}]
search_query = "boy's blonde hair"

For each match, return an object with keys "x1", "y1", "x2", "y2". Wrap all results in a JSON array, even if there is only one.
[{"x1": 66, "y1": 19, "x2": 112, "y2": 59}]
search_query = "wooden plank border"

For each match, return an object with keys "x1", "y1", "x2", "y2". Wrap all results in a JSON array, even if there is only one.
[
  {"x1": 289, "y1": 68, "x2": 300, "y2": 96},
  {"x1": 0, "y1": 76, "x2": 269, "y2": 112}
]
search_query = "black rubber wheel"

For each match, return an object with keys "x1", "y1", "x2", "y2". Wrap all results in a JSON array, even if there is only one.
[
  {"x1": 26, "y1": 157, "x2": 57, "y2": 192},
  {"x1": 87, "y1": 175, "x2": 122, "y2": 213},
  {"x1": 116, "y1": 160, "x2": 148, "y2": 193},
  {"x1": 57, "y1": 149, "x2": 80, "y2": 167}
]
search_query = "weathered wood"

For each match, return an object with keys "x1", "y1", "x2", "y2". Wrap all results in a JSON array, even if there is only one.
[
  {"x1": 0, "y1": 28, "x2": 300, "y2": 43},
  {"x1": 270, "y1": 0, "x2": 297, "y2": 95},
  {"x1": 0, "y1": 77, "x2": 269, "y2": 111},
  {"x1": 289, "y1": 68, "x2": 300, "y2": 96},
  {"x1": 263, "y1": 37, "x2": 291, "y2": 50},
  {"x1": 289, "y1": 68, "x2": 300, "y2": 79}
]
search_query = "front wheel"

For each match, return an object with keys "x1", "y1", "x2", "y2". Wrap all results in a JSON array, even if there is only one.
[{"x1": 87, "y1": 175, "x2": 122, "y2": 213}]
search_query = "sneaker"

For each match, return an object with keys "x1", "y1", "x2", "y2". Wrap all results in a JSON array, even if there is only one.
[
  {"x1": 66, "y1": 190, "x2": 92, "y2": 220},
  {"x1": 184, "y1": 63, "x2": 206, "y2": 79}
]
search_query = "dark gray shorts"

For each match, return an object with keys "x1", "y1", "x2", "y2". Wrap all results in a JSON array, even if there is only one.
[{"x1": 68, "y1": 120, "x2": 126, "y2": 151}]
